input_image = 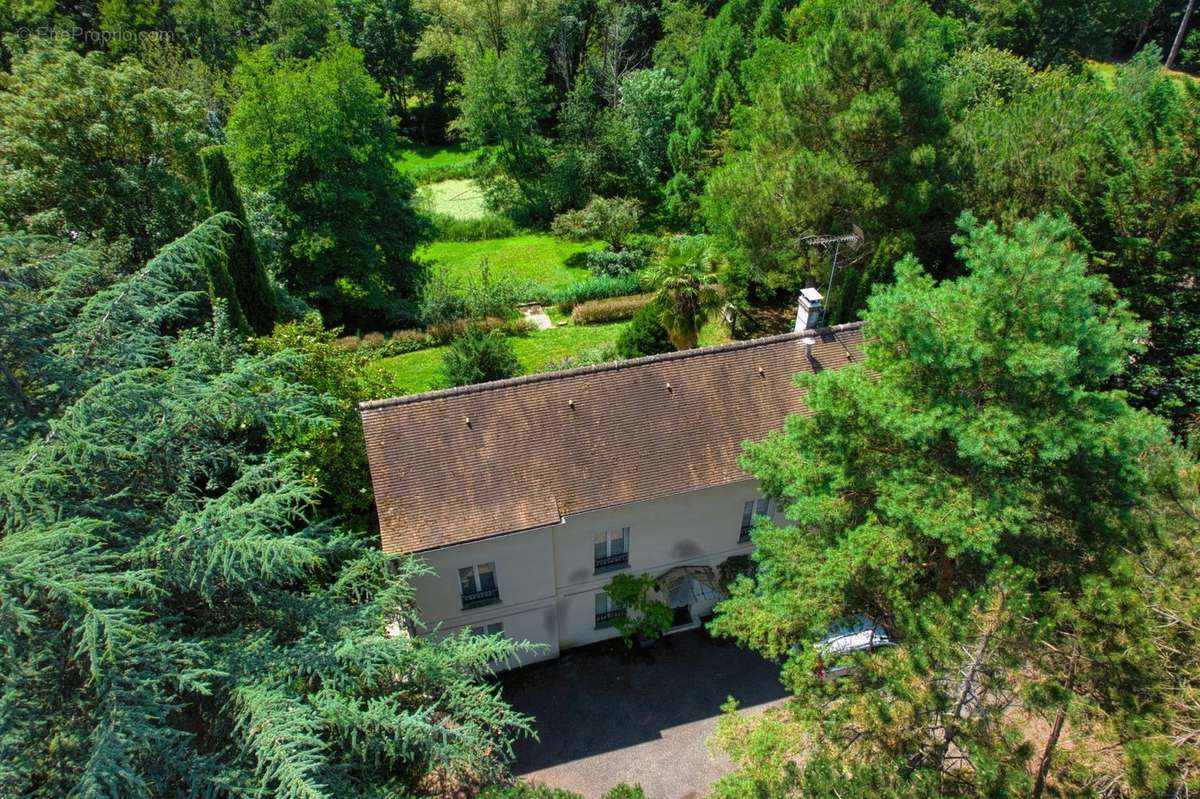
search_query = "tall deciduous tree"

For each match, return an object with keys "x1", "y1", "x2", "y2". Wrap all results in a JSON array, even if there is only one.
[
  {"x1": 0, "y1": 44, "x2": 209, "y2": 262},
  {"x1": 712, "y1": 214, "x2": 1186, "y2": 796},
  {"x1": 227, "y1": 43, "x2": 428, "y2": 327}
]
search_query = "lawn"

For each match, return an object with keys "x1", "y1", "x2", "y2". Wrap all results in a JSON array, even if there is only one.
[
  {"x1": 419, "y1": 234, "x2": 602, "y2": 293},
  {"x1": 392, "y1": 143, "x2": 477, "y2": 177},
  {"x1": 370, "y1": 321, "x2": 629, "y2": 397}
]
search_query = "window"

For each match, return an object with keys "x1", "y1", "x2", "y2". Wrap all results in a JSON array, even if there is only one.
[
  {"x1": 594, "y1": 592, "x2": 625, "y2": 628},
  {"x1": 740, "y1": 497, "x2": 772, "y2": 541},
  {"x1": 470, "y1": 622, "x2": 504, "y2": 636},
  {"x1": 459, "y1": 562, "x2": 500, "y2": 609},
  {"x1": 593, "y1": 526, "x2": 630, "y2": 573}
]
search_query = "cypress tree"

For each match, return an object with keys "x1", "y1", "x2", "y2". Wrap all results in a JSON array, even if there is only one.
[{"x1": 200, "y1": 145, "x2": 277, "y2": 335}]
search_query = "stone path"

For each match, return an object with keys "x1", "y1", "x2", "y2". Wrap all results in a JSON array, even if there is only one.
[{"x1": 519, "y1": 303, "x2": 554, "y2": 330}]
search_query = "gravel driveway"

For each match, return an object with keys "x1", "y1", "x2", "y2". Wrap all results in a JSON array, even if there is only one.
[{"x1": 499, "y1": 627, "x2": 788, "y2": 798}]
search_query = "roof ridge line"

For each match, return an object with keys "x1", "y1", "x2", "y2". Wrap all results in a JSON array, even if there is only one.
[{"x1": 358, "y1": 320, "x2": 865, "y2": 412}]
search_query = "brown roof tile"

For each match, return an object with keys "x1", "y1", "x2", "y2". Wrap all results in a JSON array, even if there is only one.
[{"x1": 360, "y1": 322, "x2": 865, "y2": 553}]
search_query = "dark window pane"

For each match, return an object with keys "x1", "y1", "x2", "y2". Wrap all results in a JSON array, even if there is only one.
[
  {"x1": 459, "y1": 567, "x2": 477, "y2": 596},
  {"x1": 477, "y1": 562, "x2": 496, "y2": 592}
]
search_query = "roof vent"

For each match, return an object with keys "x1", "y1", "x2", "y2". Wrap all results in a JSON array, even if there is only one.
[
  {"x1": 464, "y1": 416, "x2": 472, "y2": 428},
  {"x1": 795, "y1": 288, "x2": 825, "y2": 332},
  {"x1": 802, "y1": 336, "x2": 817, "y2": 361}
]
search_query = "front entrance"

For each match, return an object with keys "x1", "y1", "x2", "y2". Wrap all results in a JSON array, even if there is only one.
[{"x1": 656, "y1": 566, "x2": 723, "y2": 632}]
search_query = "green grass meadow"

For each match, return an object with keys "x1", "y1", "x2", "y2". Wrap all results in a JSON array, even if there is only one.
[
  {"x1": 392, "y1": 144, "x2": 477, "y2": 177},
  {"x1": 371, "y1": 322, "x2": 629, "y2": 397},
  {"x1": 418, "y1": 234, "x2": 602, "y2": 292}
]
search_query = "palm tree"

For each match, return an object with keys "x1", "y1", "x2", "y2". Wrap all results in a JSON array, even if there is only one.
[{"x1": 647, "y1": 235, "x2": 723, "y2": 350}]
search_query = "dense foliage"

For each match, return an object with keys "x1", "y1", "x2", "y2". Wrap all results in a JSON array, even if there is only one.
[
  {"x1": 442, "y1": 325, "x2": 522, "y2": 386},
  {"x1": 711, "y1": 214, "x2": 1195, "y2": 796},
  {"x1": 3, "y1": 0, "x2": 1200, "y2": 795},
  {"x1": 0, "y1": 45, "x2": 209, "y2": 262},
  {"x1": 605, "y1": 572, "x2": 674, "y2": 647},
  {"x1": 0, "y1": 223, "x2": 532, "y2": 796},
  {"x1": 227, "y1": 43, "x2": 427, "y2": 326}
]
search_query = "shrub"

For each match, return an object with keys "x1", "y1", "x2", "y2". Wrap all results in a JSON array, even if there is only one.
[
  {"x1": 419, "y1": 267, "x2": 470, "y2": 325},
  {"x1": 360, "y1": 331, "x2": 385, "y2": 348},
  {"x1": 426, "y1": 315, "x2": 528, "y2": 344},
  {"x1": 427, "y1": 318, "x2": 468, "y2": 343},
  {"x1": 616, "y1": 302, "x2": 673, "y2": 358},
  {"x1": 570, "y1": 293, "x2": 654, "y2": 325},
  {"x1": 420, "y1": 262, "x2": 530, "y2": 326},
  {"x1": 605, "y1": 573, "x2": 672, "y2": 648},
  {"x1": 442, "y1": 327, "x2": 522, "y2": 387},
  {"x1": 550, "y1": 196, "x2": 641, "y2": 250},
  {"x1": 584, "y1": 249, "x2": 646, "y2": 277},
  {"x1": 463, "y1": 262, "x2": 530, "y2": 320},
  {"x1": 552, "y1": 274, "x2": 643, "y2": 312},
  {"x1": 603, "y1": 786, "x2": 646, "y2": 799},
  {"x1": 429, "y1": 212, "x2": 519, "y2": 241},
  {"x1": 543, "y1": 344, "x2": 619, "y2": 371},
  {"x1": 332, "y1": 335, "x2": 361, "y2": 351},
  {"x1": 380, "y1": 329, "x2": 434, "y2": 355}
]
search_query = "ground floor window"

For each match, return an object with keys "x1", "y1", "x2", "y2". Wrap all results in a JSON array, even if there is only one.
[
  {"x1": 594, "y1": 592, "x2": 625, "y2": 628},
  {"x1": 470, "y1": 621, "x2": 504, "y2": 636}
]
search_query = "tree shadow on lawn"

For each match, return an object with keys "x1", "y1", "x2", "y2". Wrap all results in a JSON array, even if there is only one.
[{"x1": 497, "y1": 626, "x2": 787, "y2": 774}]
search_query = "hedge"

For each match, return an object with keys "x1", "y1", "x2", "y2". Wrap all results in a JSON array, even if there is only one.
[
  {"x1": 570, "y1": 293, "x2": 654, "y2": 324},
  {"x1": 549, "y1": 274, "x2": 643, "y2": 312}
]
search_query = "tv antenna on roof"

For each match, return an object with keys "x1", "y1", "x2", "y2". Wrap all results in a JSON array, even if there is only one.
[{"x1": 799, "y1": 225, "x2": 865, "y2": 300}]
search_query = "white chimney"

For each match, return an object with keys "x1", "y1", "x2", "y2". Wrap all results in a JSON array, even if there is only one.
[{"x1": 795, "y1": 287, "x2": 825, "y2": 332}]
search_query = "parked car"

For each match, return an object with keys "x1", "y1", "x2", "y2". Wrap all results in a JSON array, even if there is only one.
[{"x1": 811, "y1": 615, "x2": 896, "y2": 680}]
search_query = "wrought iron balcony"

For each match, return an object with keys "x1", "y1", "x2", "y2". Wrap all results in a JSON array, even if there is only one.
[
  {"x1": 594, "y1": 608, "x2": 626, "y2": 629},
  {"x1": 461, "y1": 587, "x2": 500, "y2": 610},
  {"x1": 594, "y1": 551, "x2": 629, "y2": 573}
]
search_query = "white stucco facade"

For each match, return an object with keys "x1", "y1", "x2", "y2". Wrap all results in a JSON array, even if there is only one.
[{"x1": 408, "y1": 478, "x2": 786, "y2": 669}]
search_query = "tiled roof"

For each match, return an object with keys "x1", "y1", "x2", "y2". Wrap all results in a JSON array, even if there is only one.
[{"x1": 360, "y1": 322, "x2": 865, "y2": 553}]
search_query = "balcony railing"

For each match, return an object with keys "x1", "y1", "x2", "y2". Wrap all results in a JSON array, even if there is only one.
[
  {"x1": 461, "y1": 587, "x2": 500, "y2": 610},
  {"x1": 594, "y1": 551, "x2": 629, "y2": 573},
  {"x1": 595, "y1": 608, "x2": 626, "y2": 629}
]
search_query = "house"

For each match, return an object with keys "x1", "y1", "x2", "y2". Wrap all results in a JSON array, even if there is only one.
[{"x1": 359, "y1": 290, "x2": 863, "y2": 668}]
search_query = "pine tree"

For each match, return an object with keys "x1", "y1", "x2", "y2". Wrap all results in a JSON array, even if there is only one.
[
  {"x1": 710, "y1": 214, "x2": 1188, "y2": 795},
  {"x1": 664, "y1": 0, "x2": 796, "y2": 223}
]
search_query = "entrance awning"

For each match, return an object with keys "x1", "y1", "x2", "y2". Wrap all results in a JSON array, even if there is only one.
[{"x1": 655, "y1": 565, "x2": 723, "y2": 607}]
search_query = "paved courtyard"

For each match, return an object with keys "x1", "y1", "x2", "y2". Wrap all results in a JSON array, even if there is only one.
[{"x1": 498, "y1": 627, "x2": 788, "y2": 798}]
